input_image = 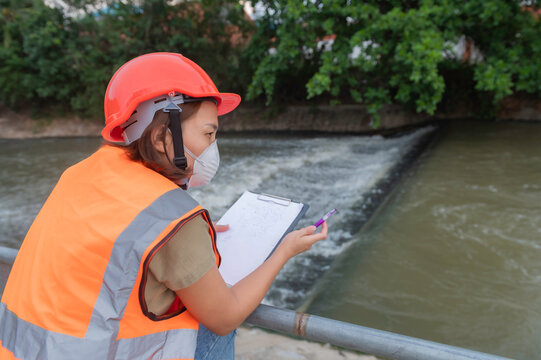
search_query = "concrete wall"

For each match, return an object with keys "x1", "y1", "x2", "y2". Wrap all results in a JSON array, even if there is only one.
[
  {"x1": 497, "y1": 96, "x2": 541, "y2": 121},
  {"x1": 1, "y1": 95, "x2": 539, "y2": 139},
  {"x1": 219, "y1": 104, "x2": 431, "y2": 134}
]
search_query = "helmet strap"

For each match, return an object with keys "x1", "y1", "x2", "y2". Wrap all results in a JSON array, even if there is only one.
[{"x1": 167, "y1": 109, "x2": 188, "y2": 170}]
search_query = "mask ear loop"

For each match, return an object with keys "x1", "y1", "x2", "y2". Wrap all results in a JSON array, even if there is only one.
[{"x1": 163, "y1": 92, "x2": 187, "y2": 170}]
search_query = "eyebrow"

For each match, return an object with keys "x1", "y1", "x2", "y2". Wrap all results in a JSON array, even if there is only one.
[{"x1": 205, "y1": 123, "x2": 218, "y2": 131}]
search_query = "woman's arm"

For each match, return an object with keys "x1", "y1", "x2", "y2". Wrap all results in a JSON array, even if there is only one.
[{"x1": 175, "y1": 222, "x2": 328, "y2": 335}]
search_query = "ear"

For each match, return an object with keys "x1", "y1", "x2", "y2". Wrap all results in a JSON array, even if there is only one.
[{"x1": 150, "y1": 125, "x2": 169, "y2": 154}]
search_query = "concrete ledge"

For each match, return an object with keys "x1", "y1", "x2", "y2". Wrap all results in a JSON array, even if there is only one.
[
  {"x1": 0, "y1": 104, "x2": 431, "y2": 139},
  {"x1": 1, "y1": 96, "x2": 539, "y2": 139},
  {"x1": 220, "y1": 104, "x2": 431, "y2": 133},
  {"x1": 0, "y1": 115, "x2": 102, "y2": 139},
  {"x1": 497, "y1": 96, "x2": 541, "y2": 121}
]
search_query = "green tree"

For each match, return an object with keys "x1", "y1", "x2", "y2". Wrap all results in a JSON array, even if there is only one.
[
  {"x1": 246, "y1": 0, "x2": 541, "y2": 123},
  {"x1": 0, "y1": 0, "x2": 78, "y2": 114},
  {"x1": 0, "y1": 0, "x2": 254, "y2": 117}
]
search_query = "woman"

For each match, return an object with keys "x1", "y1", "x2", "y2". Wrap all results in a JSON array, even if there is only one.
[{"x1": 0, "y1": 53, "x2": 327, "y2": 360}]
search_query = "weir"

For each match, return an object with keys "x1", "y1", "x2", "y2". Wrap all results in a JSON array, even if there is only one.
[
  {"x1": 214, "y1": 126, "x2": 441, "y2": 308},
  {"x1": 0, "y1": 247, "x2": 509, "y2": 360},
  {"x1": 0, "y1": 127, "x2": 441, "y2": 309}
]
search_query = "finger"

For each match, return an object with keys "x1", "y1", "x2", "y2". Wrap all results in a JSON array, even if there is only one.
[
  {"x1": 303, "y1": 232, "x2": 327, "y2": 244},
  {"x1": 302, "y1": 231, "x2": 327, "y2": 243},
  {"x1": 304, "y1": 223, "x2": 328, "y2": 243},
  {"x1": 214, "y1": 224, "x2": 230, "y2": 232},
  {"x1": 292, "y1": 226, "x2": 315, "y2": 237},
  {"x1": 303, "y1": 225, "x2": 317, "y2": 235},
  {"x1": 307, "y1": 222, "x2": 327, "y2": 236},
  {"x1": 320, "y1": 221, "x2": 328, "y2": 236}
]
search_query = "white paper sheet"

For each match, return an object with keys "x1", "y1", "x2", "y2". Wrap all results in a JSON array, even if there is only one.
[{"x1": 216, "y1": 191, "x2": 306, "y2": 285}]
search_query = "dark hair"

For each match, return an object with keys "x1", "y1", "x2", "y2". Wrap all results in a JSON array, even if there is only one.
[{"x1": 109, "y1": 102, "x2": 202, "y2": 187}]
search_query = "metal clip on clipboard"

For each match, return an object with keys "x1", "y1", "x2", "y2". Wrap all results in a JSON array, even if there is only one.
[{"x1": 256, "y1": 193, "x2": 292, "y2": 206}]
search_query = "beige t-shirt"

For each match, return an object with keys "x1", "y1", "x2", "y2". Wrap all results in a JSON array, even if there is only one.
[{"x1": 144, "y1": 215, "x2": 216, "y2": 316}]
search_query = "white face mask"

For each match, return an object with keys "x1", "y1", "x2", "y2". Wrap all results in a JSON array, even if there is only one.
[{"x1": 184, "y1": 141, "x2": 220, "y2": 188}]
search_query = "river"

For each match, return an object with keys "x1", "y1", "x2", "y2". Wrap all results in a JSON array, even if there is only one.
[
  {"x1": 305, "y1": 121, "x2": 541, "y2": 359},
  {"x1": 0, "y1": 121, "x2": 539, "y2": 359}
]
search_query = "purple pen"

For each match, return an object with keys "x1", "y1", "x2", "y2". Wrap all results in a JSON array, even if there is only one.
[{"x1": 314, "y1": 209, "x2": 337, "y2": 227}]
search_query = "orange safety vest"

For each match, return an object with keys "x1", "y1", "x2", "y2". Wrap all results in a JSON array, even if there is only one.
[{"x1": 0, "y1": 145, "x2": 220, "y2": 359}]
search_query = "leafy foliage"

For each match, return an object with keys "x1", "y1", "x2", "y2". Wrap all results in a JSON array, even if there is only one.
[
  {"x1": 0, "y1": 0, "x2": 254, "y2": 118},
  {"x1": 1, "y1": 0, "x2": 540, "y2": 122},
  {"x1": 0, "y1": 0, "x2": 77, "y2": 114},
  {"x1": 246, "y1": 0, "x2": 541, "y2": 122}
]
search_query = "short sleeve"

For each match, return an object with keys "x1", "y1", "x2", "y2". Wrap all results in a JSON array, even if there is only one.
[{"x1": 149, "y1": 215, "x2": 216, "y2": 291}]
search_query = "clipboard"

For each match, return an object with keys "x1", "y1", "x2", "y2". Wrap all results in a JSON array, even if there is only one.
[{"x1": 215, "y1": 191, "x2": 309, "y2": 285}]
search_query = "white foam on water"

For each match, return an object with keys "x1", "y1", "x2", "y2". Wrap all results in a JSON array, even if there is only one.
[
  {"x1": 0, "y1": 128, "x2": 433, "y2": 307},
  {"x1": 211, "y1": 129, "x2": 433, "y2": 307},
  {"x1": 188, "y1": 137, "x2": 353, "y2": 216},
  {"x1": 184, "y1": 129, "x2": 435, "y2": 307}
]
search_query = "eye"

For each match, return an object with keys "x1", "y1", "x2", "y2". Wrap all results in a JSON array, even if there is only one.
[{"x1": 207, "y1": 132, "x2": 214, "y2": 137}]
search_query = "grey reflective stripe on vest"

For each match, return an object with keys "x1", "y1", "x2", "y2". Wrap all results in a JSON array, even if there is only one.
[
  {"x1": 0, "y1": 188, "x2": 200, "y2": 359},
  {"x1": 0, "y1": 303, "x2": 198, "y2": 359},
  {"x1": 116, "y1": 328, "x2": 198, "y2": 359}
]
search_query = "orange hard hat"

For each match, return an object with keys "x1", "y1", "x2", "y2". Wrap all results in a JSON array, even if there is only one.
[{"x1": 102, "y1": 52, "x2": 241, "y2": 142}]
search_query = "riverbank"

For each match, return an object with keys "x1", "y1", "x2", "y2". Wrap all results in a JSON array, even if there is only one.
[
  {"x1": 2, "y1": 96, "x2": 541, "y2": 138},
  {"x1": 0, "y1": 111, "x2": 102, "y2": 139},
  {"x1": 0, "y1": 103, "x2": 432, "y2": 138},
  {"x1": 236, "y1": 326, "x2": 377, "y2": 360}
]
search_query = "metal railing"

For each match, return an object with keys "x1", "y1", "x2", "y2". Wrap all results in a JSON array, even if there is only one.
[
  {"x1": 0, "y1": 246, "x2": 510, "y2": 360},
  {"x1": 0, "y1": 247, "x2": 17, "y2": 264},
  {"x1": 245, "y1": 304, "x2": 510, "y2": 360}
]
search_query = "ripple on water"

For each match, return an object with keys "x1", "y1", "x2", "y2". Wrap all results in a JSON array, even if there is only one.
[{"x1": 305, "y1": 121, "x2": 541, "y2": 360}]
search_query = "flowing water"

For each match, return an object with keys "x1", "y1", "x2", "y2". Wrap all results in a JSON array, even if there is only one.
[
  {"x1": 0, "y1": 127, "x2": 432, "y2": 304},
  {"x1": 0, "y1": 121, "x2": 539, "y2": 359},
  {"x1": 189, "y1": 129, "x2": 435, "y2": 307},
  {"x1": 306, "y1": 121, "x2": 541, "y2": 359}
]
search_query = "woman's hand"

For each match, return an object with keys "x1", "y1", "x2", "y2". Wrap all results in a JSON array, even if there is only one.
[
  {"x1": 177, "y1": 221, "x2": 327, "y2": 335},
  {"x1": 213, "y1": 223, "x2": 230, "y2": 232},
  {"x1": 278, "y1": 222, "x2": 328, "y2": 260}
]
